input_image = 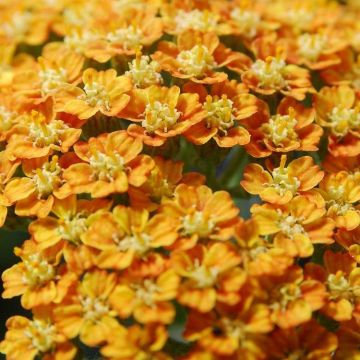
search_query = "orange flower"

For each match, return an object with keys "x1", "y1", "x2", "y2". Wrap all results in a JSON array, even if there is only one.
[
  {"x1": 54, "y1": 270, "x2": 119, "y2": 347},
  {"x1": 4, "y1": 155, "x2": 71, "y2": 218},
  {"x1": 336, "y1": 227, "x2": 360, "y2": 263},
  {"x1": 128, "y1": 156, "x2": 205, "y2": 211},
  {"x1": 184, "y1": 298, "x2": 273, "y2": 357},
  {"x1": 159, "y1": 184, "x2": 239, "y2": 250},
  {"x1": 101, "y1": 323, "x2": 170, "y2": 360},
  {"x1": 317, "y1": 171, "x2": 360, "y2": 230},
  {"x1": 109, "y1": 269, "x2": 180, "y2": 324},
  {"x1": 283, "y1": 30, "x2": 346, "y2": 70},
  {"x1": 241, "y1": 52, "x2": 314, "y2": 100},
  {"x1": 0, "y1": 309, "x2": 76, "y2": 360},
  {"x1": 13, "y1": 53, "x2": 84, "y2": 103},
  {"x1": 29, "y1": 195, "x2": 111, "y2": 250},
  {"x1": 0, "y1": 151, "x2": 19, "y2": 227},
  {"x1": 242, "y1": 97, "x2": 322, "y2": 157},
  {"x1": 85, "y1": 7, "x2": 163, "y2": 62},
  {"x1": 0, "y1": 93, "x2": 20, "y2": 141},
  {"x1": 5, "y1": 97, "x2": 81, "y2": 160},
  {"x1": 234, "y1": 219, "x2": 293, "y2": 277},
  {"x1": 2, "y1": 240, "x2": 75, "y2": 309},
  {"x1": 152, "y1": 30, "x2": 251, "y2": 84},
  {"x1": 182, "y1": 81, "x2": 254, "y2": 147},
  {"x1": 120, "y1": 85, "x2": 205, "y2": 146},
  {"x1": 59, "y1": 68, "x2": 131, "y2": 119},
  {"x1": 305, "y1": 250, "x2": 360, "y2": 322},
  {"x1": 314, "y1": 85, "x2": 360, "y2": 157},
  {"x1": 321, "y1": 49, "x2": 360, "y2": 92},
  {"x1": 251, "y1": 194, "x2": 334, "y2": 258},
  {"x1": 82, "y1": 205, "x2": 177, "y2": 274},
  {"x1": 241, "y1": 155, "x2": 324, "y2": 204},
  {"x1": 171, "y1": 243, "x2": 244, "y2": 312},
  {"x1": 334, "y1": 319, "x2": 360, "y2": 359},
  {"x1": 266, "y1": 320, "x2": 338, "y2": 360},
  {"x1": 322, "y1": 153, "x2": 360, "y2": 180},
  {"x1": 63, "y1": 130, "x2": 154, "y2": 197},
  {"x1": 125, "y1": 48, "x2": 163, "y2": 89},
  {"x1": 259, "y1": 266, "x2": 326, "y2": 329}
]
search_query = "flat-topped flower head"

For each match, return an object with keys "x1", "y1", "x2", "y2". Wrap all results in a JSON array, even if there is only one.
[
  {"x1": 101, "y1": 323, "x2": 169, "y2": 360},
  {"x1": 29, "y1": 195, "x2": 111, "y2": 250},
  {"x1": 317, "y1": 171, "x2": 360, "y2": 230},
  {"x1": 242, "y1": 155, "x2": 324, "y2": 204},
  {"x1": 152, "y1": 30, "x2": 251, "y2": 84},
  {"x1": 60, "y1": 68, "x2": 132, "y2": 119},
  {"x1": 315, "y1": 85, "x2": 360, "y2": 156},
  {"x1": 171, "y1": 243, "x2": 244, "y2": 312},
  {"x1": 159, "y1": 184, "x2": 239, "y2": 250},
  {"x1": 243, "y1": 97, "x2": 322, "y2": 157},
  {"x1": 251, "y1": 194, "x2": 334, "y2": 258},
  {"x1": 2, "y1": 240, "x2": 75, "y2": 309},
  {"x1": 82, "y1": 205, "x2": 177, "y2": 274},
  {"x1": 63, "y1": 130, "x2": 154, "y2": 197},
  {"x1": 0, "y1": 311, "x2": 76, "y2": 360},
  {"x1": 109, "y1": 269, "x2": 180, "y2": 324},
  {"x1": 4, "y1": 155, "x2": 71, "y2": 218},
  {"x1": 306, "y1": 250, "x2": 360, "y2": 321},
  {"x1": 183, "y1": 81, "x2": 254, "y2": 147},
  {"x1": 259, "y1": 266, "x2": 326, "y2": 329},
  {"x1": 126, "y1": 48, "x2": 162, "y2": 88},
  {"x1": 242, "y1": 49, "x2": 314, "y2": 100},
  {"x1": 120, "y1": 85, "x2": 205, "y2": 146},
  {"x1": 5, "y1": 97, "x2": 81, "y2": 160},
  {"x1": 54, "y1": 270, "x2": 119, "y2": 347},
  {"x1": 84, "y1": 8, "x2": 163, "y2": 62}
]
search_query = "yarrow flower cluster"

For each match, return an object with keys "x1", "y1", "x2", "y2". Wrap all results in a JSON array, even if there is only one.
[{"x1": 0, "y1": 0, "x2": 360, "y2": 359}]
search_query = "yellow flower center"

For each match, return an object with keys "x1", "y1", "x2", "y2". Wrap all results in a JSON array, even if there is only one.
[
  {"x1": 271, "y1": 283, "x2": 302, "y2": 310},
  {"x1": 177, "y1": 44, "x2": 217, "y2": 77},
  {"x1": 327, "y1": 199, "x2": 354, "y2": 216},
  {"x1": 182, "y1": 210, "x2": 215, "y2": 238},
  {"x1": 133, "y1": 279, "x2": 159, "y2": 306},
  {"x1": 204, "y1": 95, "x2": 235, "y2": 134},
  {"x1": 189, "y1": 259, "x2": 219, "y2": 288},
  {"x1": 82, "y1": 82, "x2": 110, "y2": 109},
  {"x1": 64, "y1": 31, "x2": 99, "y2": 53},
  {"x1": 251, "y1": 57, "x2": 287, "y2": 89},
  {"x1": 23, "y1": 254, "x2": 56, "y2": 288},
  {"x1": 298, "y1": 33, "x2": 327, "y2": 62},
  {"x1": 115, "y1": 231, "x2": 151, "y2": 255},
  {"x1": 81, "y1": 296, "x2": 111, "y2": 321},
  {"x1": 24, "y1": 319, "x2": 56, "y2": 353},
  {"x1": 175, "y1": 9, "x2": 218, "y2": 33},
  {"x1": 106, "y1": 25, "x2": 142, "y2": 50},
  {"x1": 147, "y1": 174, "x2": 173, "y2": 201},
  {"x1": 327, "y1": 107, "x2": 360, "y2": 137},
  {"x1": 262, "y1": 112, "x2": 298, "y2": 146},
  {"x1": 142, "y1": 101, "x2": 181, "y2": 133},
  {"x1": 32, "y1": 157, "x2": 62, "y2": 198},
  {"x1": 270, "y1": 160, "x2": 300, "y2": 196},
  {"x1": 278, "y1": 213, "x2": 305, "y2": 239},
  {"x1": 126, "y1": 53, "x2": 162, "y2": 88},
  {"x1": 28, "y1": 111, "x2": 68, "y2": 147},
  {"x1": 89, "y1": 151, "x2": 125, "y2": 181},
  {"x1": 39, "y1": 67, "x2": 67, "y2": 94},
  {"x1": 230, "y1": 8, "x2": 260, "y2": 38},
  {"x1": 220, "y1": 318, "x2": 246, "y2": 342},
  {"x1": 286, "y1": 9, "x2": 314, "y2": 30},
  {"x1": 0, "y1": 106, "x2": 16, "y2": 132},
  {"x1": 58, "y1": 214, "x2": 88, "y2": 244},
  {"x1": 2, "y1": 12, "x2": 31, "y2": 39}
]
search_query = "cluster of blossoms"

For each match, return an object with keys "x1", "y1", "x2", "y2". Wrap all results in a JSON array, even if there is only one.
[{"x1": 1, "y1": 0, "x2": 360, "y2": 359}]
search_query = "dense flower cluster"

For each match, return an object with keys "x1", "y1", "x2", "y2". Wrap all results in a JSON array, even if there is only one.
[{"x1": 0, "y1": 0, "x2": 360, "y2": 359}]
